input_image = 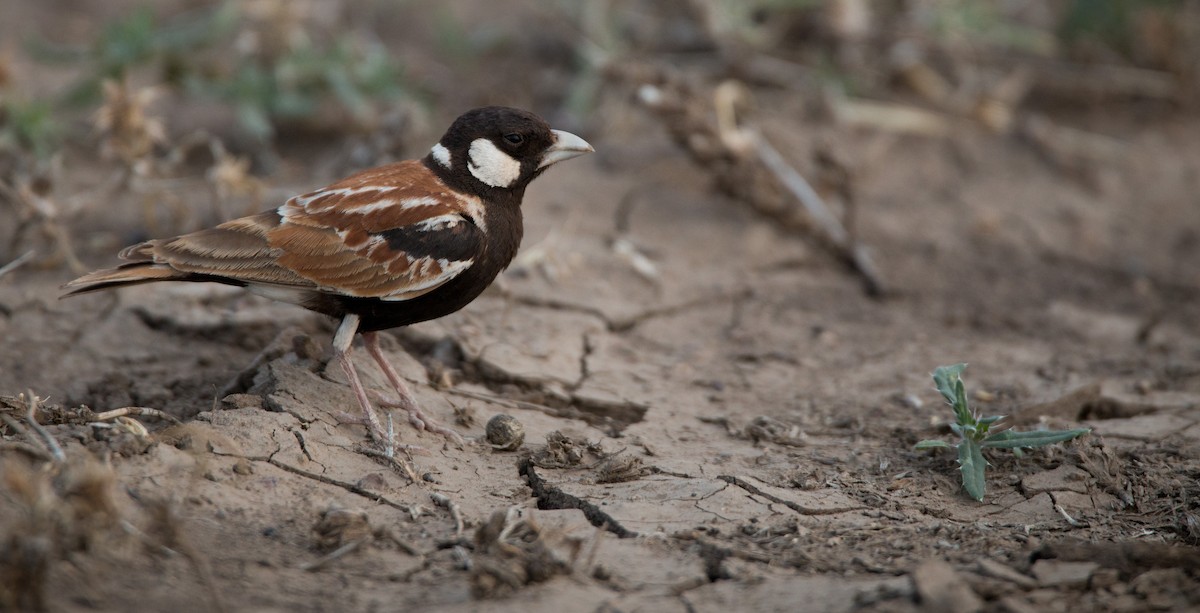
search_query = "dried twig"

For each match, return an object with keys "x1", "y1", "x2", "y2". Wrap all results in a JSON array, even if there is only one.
[
  {"x1": 93, "y1": 406, "x2": 183, "y2": 425},
  {"x1": 357, "y1": 446, "x2": 420, "y2": 483},
  {"x1": 630, "y1": 69, "x2": 886, "y2": 295},
  {"x1": 21, "y1": 390, "x2": 64, "y2": 463},
  {"x1": 431, "y1": 492, "x2": 465, "y2": 539},
  {"x1": 0, "y1": 249, "x2": 35, "y2": 279},
  {"x1": 300, "y1": 539, "x2": 366, "y2": 572}
]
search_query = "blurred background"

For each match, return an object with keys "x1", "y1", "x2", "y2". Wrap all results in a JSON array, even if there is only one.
[{"x1": 1, "y1": 0, "x2": 1198, "y2": 280}]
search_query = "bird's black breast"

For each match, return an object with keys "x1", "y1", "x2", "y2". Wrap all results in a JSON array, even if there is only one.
[{"x1": 379, "y1": 214, "x2": 480, "y2": 262}]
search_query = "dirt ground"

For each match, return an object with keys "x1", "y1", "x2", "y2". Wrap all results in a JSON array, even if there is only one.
[{"x1": 4, "y1": 2, "x2": 1200, "y2": 612}]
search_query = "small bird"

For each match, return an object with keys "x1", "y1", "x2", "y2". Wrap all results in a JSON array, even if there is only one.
[{"x1": 63, "y1": 106, "x2": 594, "y2": 444}]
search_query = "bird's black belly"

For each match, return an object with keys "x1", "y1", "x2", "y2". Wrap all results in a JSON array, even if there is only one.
[{"x1": 315, "y1": 263, "x2": 500, "y2": 332}]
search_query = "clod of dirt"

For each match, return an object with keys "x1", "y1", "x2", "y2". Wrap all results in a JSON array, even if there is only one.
[
  {"x1": 911, "y1": 559, "x2": 984, "y2": 613},
  {"x1": 453, "y1": 404, "x2": 477, "y2": 427},
  {"x1": 702, "y1": 415, "x2": 807, "y2": 447},
  {"x1": 743, "y1": 416, "x2": 807, "y2": 446},
  {"x1": 530, "y1": 430, "x2": 605, "y2": 468},
  {"x1": 87, "y1": 421, "x2": 155, "y2": 457},
  {"x1": 1, "y1": 395, "x2": 94, "y2": 429},
  {"x1": 593, "y1": 454, "x2": 647, "y2": 484},
  {"x1": 312, "y1": 507, "x2": 373, "y2": 553},
  {"x1": 485, "y1": 414, "x2": 525, "y2": 451},
  {"x1": 469, "y1": 510, "x2": 574, "y2": 600}
]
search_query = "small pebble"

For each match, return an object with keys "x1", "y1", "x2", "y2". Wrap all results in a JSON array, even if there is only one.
[{"x1": 485, "y1": 414, "x2": 525, "y2": 451}]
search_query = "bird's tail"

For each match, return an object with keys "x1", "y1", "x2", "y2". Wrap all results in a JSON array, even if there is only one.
[{"x1": 60, "y1": 262, "x2": 189, "y2": 297}]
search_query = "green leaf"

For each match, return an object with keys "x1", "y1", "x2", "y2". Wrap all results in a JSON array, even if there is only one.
[
  {"x1": 982, "y1": 428, "x2": 1090, "y2": 449},
  {"x1": 978, "y1": 415, "x2": 1005, "y2": 425},
  {"x1": 932, "y1": 363, "x2": 967, "y2": 407},
  {"x1": 915, "y1": 440, "x2": 954, "y2": 450},
  {"x1": 953, "y1": 378, "x2": 972, "y2": 424},
  {"x1": 958, "y1": 438, "x2": 987, "y2": 501}
]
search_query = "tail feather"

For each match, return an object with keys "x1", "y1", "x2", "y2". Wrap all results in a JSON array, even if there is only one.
[{"x1": 60, "y1": 262, "x2": 190, "y2": 296}]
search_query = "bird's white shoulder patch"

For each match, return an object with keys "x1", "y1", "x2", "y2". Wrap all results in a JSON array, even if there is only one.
[
  {"x1": 467, "y1": 138, "x2": 521, "y2": 188},
  {"x1": 431, "y1": 142, "x2": 452, "y2": 168}
]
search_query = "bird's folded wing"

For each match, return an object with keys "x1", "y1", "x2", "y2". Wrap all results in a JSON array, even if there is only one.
[{"x1": 134, "y1": 162, "x2": 486, "y2": 301}]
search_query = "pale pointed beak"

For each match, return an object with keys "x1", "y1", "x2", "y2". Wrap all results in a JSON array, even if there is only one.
[{"x1": 538, "y1": 129, "x2": 594, "y2": 169}]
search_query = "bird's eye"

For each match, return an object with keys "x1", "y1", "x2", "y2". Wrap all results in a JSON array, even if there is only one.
[{"x1": 503, "y1": 133, "x2": 524, "y2": 145}]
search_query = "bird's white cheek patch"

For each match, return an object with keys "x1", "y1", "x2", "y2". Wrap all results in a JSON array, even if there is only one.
[
  {"x1": 431, "y1": 142, "x2": 452, "y2": 169},
  {"x1": 467, "y1": 138, "x2": 521, "y2": 188}
]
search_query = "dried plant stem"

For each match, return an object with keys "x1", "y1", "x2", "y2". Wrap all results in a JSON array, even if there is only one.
[
  {"x1": 746, "y1": 131, "x2": 885, "y2": 295},
  {"x1": 0, "y1": 250, "x2": 35, "y2": 279},
  {"x1": 301, "y1": 539, "x2": 366, "y2": 572},
  {"x1": 357, "y1": 446, "x2": 420, "y2": 483},
  {"x1": 629, "y1": 68, "x2": 886, "y2": 296},
  {"x1": 23, "y1": 390, "x2": 65, "y2": 463},
  {"x1": 431, "y1": 492, "x2": 465, "y2": 539},
  {"x1": 93, "y1": 406, "x2": 183, "y2": 425}
]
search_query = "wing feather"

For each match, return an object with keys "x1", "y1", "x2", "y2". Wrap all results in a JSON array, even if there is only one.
[{"x1": 112, "y1": 161, "x2": 486, "y2": 302}]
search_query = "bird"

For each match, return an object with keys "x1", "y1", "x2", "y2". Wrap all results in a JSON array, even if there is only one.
[{"x1": 62, "y1": 106, "x2": 594, "y2": 445}]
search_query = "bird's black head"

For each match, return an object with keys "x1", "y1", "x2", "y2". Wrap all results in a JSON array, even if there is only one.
[{"x1": 426, "y1": 106, "x2": 593, "y2": 196}]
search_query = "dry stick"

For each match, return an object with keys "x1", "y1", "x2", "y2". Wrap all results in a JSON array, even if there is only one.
[
  {"x1": 431, "y1": 492, "x2": 465, "y2": 540},
  {"x1": 357, "y1": 446, "x2": 419, "y2": 483},
  {"x1": 93, "y1": 406, "x2": 183, "y2": 425},
  {"x1": 714, "y1": 81, "x2": 885, "y2": 296},
  {"x1": 748, "y1": 133, "x2": 885, "y2": 295},
  {"x1": 634, "y1": 74, "x2": 886, "y2": 296},
  {"x1": 301, "y1": 539, "x2": 367, "y2": 572},
  {"x1": 0, "y1": 250, "x2": 35, "y2": 279}
]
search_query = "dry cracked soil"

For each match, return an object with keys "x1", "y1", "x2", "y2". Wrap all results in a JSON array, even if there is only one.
[{"x1": 3, "y1": 60, "x2": 1200, "y2": 613}]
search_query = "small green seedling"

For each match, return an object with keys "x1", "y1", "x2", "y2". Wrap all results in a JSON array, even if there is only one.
[{"x1": 915, "y1": 364, "x2": 1090, "y2": 501}]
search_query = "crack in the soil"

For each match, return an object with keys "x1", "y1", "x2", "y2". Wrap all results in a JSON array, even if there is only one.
[
  {"x1": 211, "y1": 441, "x2": 413, "y2": 513},
  {"x1": 265, "y1": 457, "x2": 414, "y2": 513},
  {"x1": 519, "y1": 459, "x2": 637, "y2": 538},
  {"x1": 448, "y1": 387, "x2": 647, "y2": 435},
  {"x1": 718, "y1": 475, "x2": 865, "y2": 516},
  {"x1": 572, "y1": 331, "x2": 595, "y2": 391},
  {"x1": 292, "y1": 429, "x2": 316, "y2": 464},
  {"x1": 504, "y1": 287, "x2": 752, "y2": 333}
]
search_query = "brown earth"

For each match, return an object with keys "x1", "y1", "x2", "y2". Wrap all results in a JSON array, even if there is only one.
[{"x1": 4, "y1": 3, "x2": 1200, "y2": 613}]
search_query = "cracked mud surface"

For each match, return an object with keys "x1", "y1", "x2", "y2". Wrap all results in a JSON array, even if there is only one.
[{"x1": 5, "y1": 43, "x2": 1200, "y2": 613}]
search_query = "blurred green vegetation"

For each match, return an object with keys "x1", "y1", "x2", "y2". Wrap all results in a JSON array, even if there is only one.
[
  {"x1": 0, "y1": 97, "x2": 60, "y2": 160},
  {"x1": 0, "y1": 0, "x2": 1195, "y2": 164},
  {"x1": 1059, "y1": 0, "x2": 1187, "y2": 55},
  {"x1": 30, "y1": 1, "x2": 408, "y2": 141}
]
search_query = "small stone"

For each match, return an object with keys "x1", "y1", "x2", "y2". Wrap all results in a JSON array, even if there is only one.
[
  {"x1": 485, "y1": 414, "x2": 525, "y2": 451},
  {"x1": 232, "y1": 459, "x2": 254, "y2": 475},
  {"x1": 356, "y1": 472, "x2": 388, "y2": 490}
]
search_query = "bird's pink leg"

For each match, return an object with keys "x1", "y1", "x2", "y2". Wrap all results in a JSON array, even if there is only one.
[
  {"x1": 362, "y1": 331, "x2": 463, "y2": 445},
  {"x1": 333, "y1": 314, "x2": 388, "y2": 443}
]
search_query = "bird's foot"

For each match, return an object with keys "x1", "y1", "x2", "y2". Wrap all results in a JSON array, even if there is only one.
[
  {"x1": 371, "y1": 391, "x2": 464, "y2": 446},
  {"x1": 333, "y1": 410, "x2": 389, "y2": 442},
  {"x1": 334, "y1": 410, "x2": 431, "y2": 457}
]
